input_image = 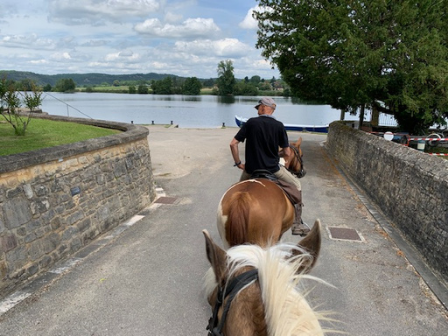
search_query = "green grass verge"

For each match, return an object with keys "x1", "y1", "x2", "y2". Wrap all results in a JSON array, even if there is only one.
[{"x1": 0, "y1": 118, "x2": 121, "y2": 156}]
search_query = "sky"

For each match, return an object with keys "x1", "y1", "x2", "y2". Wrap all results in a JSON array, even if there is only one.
[{"x1": 0, "y1": 0, "x2": 281, "y2": 80}]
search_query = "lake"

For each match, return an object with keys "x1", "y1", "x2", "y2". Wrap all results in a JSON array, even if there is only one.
[{"x1": 40, "y1": 92, "x2": 393, "y2": 128}]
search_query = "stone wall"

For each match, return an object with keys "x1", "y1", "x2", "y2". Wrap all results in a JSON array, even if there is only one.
[
  {"x1": 326, "y1": 121, "x2": 448, "y2": 284},
  {"x1": 0, "y1": 114, "x2": 155, "y2": 298}
]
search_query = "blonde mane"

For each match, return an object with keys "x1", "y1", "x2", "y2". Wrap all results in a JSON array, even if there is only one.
[{"x1": 204, "y1": 243, "x2": 331, "y2": 336}]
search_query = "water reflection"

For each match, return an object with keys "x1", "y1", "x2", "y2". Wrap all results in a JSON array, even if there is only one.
[
  {"x1": 182, "y1": 96, "x2": 201, "y2": 102},
  {"x1": 290, "y1": 96, "x2": 323, "y2": 105},
  {"x1": 217, "y1": 96, "x2": 236, "y2": 104}
]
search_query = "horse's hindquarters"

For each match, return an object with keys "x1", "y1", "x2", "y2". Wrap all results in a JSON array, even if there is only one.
[{"x1": 217, "y1": 179, "x2": 294, "y2": 247}]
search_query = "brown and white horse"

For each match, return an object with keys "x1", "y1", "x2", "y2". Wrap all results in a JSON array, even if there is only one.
[
  {"x1": 203, "y1": 220, "x2": 330, "y2": 336},
  {"x1": 217, "y1": 137, "x2": 305, "y2": 249}
]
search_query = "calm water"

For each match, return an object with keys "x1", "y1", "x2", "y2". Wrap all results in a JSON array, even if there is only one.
[{"x1": 40, "y1": 92, "x2": 365, "y2": 128}]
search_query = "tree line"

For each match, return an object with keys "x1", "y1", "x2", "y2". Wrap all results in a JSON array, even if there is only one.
[
  {"x1": 1, "y1": 70, "x2": 286, "y2": 97},
  {"x1": 0, "y1": 70, "x2": 286, "y2": 96}
]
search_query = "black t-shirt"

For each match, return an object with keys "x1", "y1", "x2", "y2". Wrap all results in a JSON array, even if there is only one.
[{"x1": 234, "y1": 115, "x2": 289, "y2": 174}]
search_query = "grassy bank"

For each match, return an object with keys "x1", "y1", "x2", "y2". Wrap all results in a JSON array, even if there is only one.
[{"x1": 0, "y1": 118, "x2": 121, "y2": 156}]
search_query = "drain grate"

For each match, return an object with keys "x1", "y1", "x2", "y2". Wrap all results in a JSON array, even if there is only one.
[
  {"x1": 328, "y1": 227, "x2": 362, "y2": 241},
  {"x1": 154, "y1": 196, "x2": 177, "y2": 204}
]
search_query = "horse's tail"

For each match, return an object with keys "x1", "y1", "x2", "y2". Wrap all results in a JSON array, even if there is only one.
[{"x1": 227, "y1": 191, "x2": 252, "y2": 246}]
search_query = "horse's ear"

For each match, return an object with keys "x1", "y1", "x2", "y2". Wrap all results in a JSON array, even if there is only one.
[
  {"x1": 293, "y1": 137, "x2": 303, "y2": 148},
  {"x1": 202, "y1": 229, "x2": 227, "y2": 282},
  {"x1": 293, "y1": 219, "x2": 321, "y2": 273}
]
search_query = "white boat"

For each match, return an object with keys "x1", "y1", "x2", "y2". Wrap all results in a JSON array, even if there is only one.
[{"x1": 235, "y1": 115, "x2": 329, "y2": 133}]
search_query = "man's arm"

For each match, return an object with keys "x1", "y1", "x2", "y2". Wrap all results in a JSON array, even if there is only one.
[
  {"x1": 282, "y1": 146, "x2": 292, "y2": 169},
  {"x1": 230, "y1": 138, "x2": 243, "y2": 169}
]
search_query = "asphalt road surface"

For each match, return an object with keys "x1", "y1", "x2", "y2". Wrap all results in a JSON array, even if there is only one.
[{"x1": 0, "y1": 125, "x2": 446, "y2": 335}]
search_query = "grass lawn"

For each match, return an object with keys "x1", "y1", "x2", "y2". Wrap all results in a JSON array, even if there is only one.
[{"x1": 0, "y1": 118, "x2": 121, "y2": 156}]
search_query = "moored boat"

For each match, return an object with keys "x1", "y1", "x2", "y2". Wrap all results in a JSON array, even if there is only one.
[{"x1": 235, "y1": 115, "x2": 329, "y2": 133}]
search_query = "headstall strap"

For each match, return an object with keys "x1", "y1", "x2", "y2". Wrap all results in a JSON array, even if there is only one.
[
  {"x1": 289, "y1": 145, "x2": 306, "y2": 178},
  {"x1": 206, "y1": 269, "x2": 259, "y2": 336}
]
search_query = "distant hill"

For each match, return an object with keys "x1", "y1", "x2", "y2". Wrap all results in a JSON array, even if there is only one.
[{"x1": 0, "y1": 70, "x2": 194, "y2": 86}]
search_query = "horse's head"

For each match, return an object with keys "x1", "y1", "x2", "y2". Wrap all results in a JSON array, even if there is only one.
[
  {"x1": 279, "y1": 137, "x2": 306, "y2": 178},
  {"x1": 202, "y1": 220, "x2": 324, "y2": 336}
]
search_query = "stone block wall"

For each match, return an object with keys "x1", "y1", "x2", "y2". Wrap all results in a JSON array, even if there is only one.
[
  {"x1": 0, "y1": 115, "x2": 155, "y2": 298},
  {"x1": 326, "y1": 121, "x2": 448, "y2": 284}
]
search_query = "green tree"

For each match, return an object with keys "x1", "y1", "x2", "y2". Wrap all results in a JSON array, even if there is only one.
[
  {"x1": 203, "y1": 78, "x2": 215, "y2": 87},
  {"x1": 22, "y1": 84, "x2": 43, "y2": 112},
  {"x1": 216, "y1": 60, "x2": 236, "y2": 96},
  {"x1": 255, "y1": 0, "x2": 448, "y2": 134},
  {"x1": 258, "y1": 81, "x2": 272, "y2": 91},
  {"x1": 43, "y1": 84, "x2": 52, "y2": 92},
  {"x1": 113, "y1": 80, "x2": 120, "y2": 87},
  {"x1": 18, "y1": 78, "x2": 36, "y2": 91},
  {"x1": 128, "y1": 85, "x2": 136, "y2": 94},
  {"x1": 234, "y1": 82, "x2": 259, "y2": 96},
  {"x1": 151, "y1": 77, "x2": 173, "y2": 94},
  {"x1": 250, "y1": 75, "x2": 261, "y2": 85},
  {"x1": 137, "y1": 84, "x2": 149, "y2": 94},
  {"x1": 182, "y1": 77, "x2": 202, "y2": 95},
  {"x1": 0, "y1": 79, "x2": 36, "y2": 136},
  {"x1": 54, "y1": 78, "x2": 76, "y2": 93}
]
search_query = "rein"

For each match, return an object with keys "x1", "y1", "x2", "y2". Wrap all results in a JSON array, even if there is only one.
[{"x1": 207, "y1": 269, "x2": 259, "y2": 336}]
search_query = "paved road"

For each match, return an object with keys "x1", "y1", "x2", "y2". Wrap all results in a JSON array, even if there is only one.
[{"x1": 0, "y1": 126, "x2": 446, "y2": 335}]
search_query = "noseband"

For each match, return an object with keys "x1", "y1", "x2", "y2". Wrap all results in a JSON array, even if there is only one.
[{"x1": 207, "y1": 269, "x2": 259, "y2": 336}]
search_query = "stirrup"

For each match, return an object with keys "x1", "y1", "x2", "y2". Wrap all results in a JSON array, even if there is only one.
[
  {"x1": 292, "y1": 221, "x2": 310, "y2": 236},
  {"x1": 300, "y1": 219, "x2": 310, "y2": 230}
]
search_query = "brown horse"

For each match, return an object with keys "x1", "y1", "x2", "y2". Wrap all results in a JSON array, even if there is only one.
[
  {"x1": 203, "y1": 220, "x2": 329, "y2": 336},
  {"x1": 279, "y1": 137, "x2": 306, "y2": 178},
  {"x1": 217, "y1": 178, "x2": 295, "y2": 249},
  {"x1": 217, "y1": 137, "x2": 305, "y2": 249}
]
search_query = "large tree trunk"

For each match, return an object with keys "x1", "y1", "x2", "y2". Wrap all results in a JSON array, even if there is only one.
[
  {"x1": 371, "y1": 104, "x2": 379, "y2": 127},
  {"x1": 340, "y1": 110, "x2": 345, "y2": 120},
  {"x1": 358, "y1": 105, "x2": 365, "y2": 129}
]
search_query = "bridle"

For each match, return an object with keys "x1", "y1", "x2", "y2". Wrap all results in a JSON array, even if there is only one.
[
  {"x1": 207, "y1": 269, "x2": 259, "y2": 336},
  {"x1": 289, "y1": 145, "x2": 306, "y2": 178}
]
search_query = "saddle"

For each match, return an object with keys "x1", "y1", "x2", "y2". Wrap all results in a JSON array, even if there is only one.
[{"x1": 250, "y1": 170, "x2": 302, "y2": 206}]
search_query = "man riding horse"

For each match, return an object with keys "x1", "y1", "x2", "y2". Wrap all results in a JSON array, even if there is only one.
[{"x1": 229, "y1": 97, "x2": 310, "y2": 236}]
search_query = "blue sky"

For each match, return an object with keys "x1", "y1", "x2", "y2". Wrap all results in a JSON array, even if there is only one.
[{"x1": 0, "y1": 0, "x2": 280, "y2": 80}]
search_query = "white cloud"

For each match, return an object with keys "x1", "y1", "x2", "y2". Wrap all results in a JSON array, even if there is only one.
[
  {"x1": 30, "y1": 59, "x2": 49, "y2": 65},
  {"x1": 48, "y1": 0, "x2": 161, "y2": 25},
  {"x1": 134, "y1": 18, "x2": 220, "y2": 39},
  {"x1": 81, "y1": 40, "x2": 109, "y2": 47},
  {"x1": 174, "y1": 38, "x2": 248, "y2": 57},
  {"x1": 104, "y1": 50, "x2": 142, "y2": 63},
  {"x1": 50, "y1": 52, "x2": 72, "y2": 61},
  {"x1": 239, "y1": 6, "x2": 259, "y2": 30},
  {"x1": 164, "y1": 12, "x2": 182, "y2": 23},
  {"x1": 49, "y1": 50, "x2": 90, "y2": 63},
  {"x1": 1, "y1": 34, "x2": 57, "y2": 50}
]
